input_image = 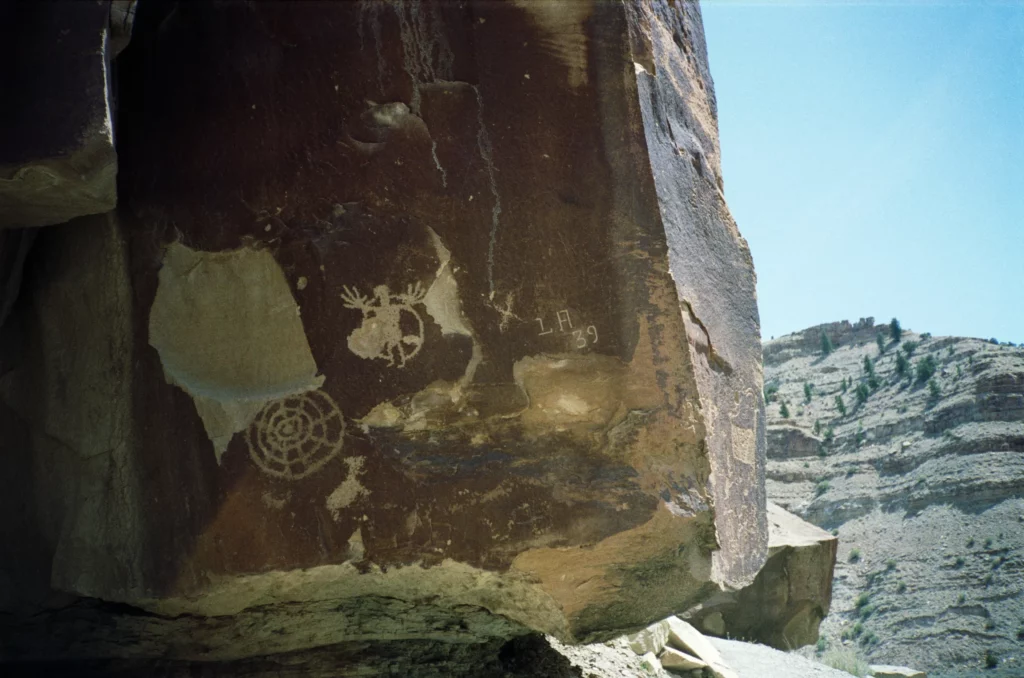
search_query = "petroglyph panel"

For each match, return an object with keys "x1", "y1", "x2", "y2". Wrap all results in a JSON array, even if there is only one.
[{"x1": 5, "y1": 0, "x2": 765, "y2": 647}]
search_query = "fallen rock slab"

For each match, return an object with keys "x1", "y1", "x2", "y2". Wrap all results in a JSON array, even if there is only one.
[
  {"x1": 870, "y1": 665, "x2": 927, "y2": 678},
  {"x1": 660, "y1": 646, "x2": 708, "y2": 672},
  {"x1": 627, "y1": 619, "x2": 672, "y2": 656},
  {"x1": 665, "y1": 617, "x2": 737, "y2": 678}
]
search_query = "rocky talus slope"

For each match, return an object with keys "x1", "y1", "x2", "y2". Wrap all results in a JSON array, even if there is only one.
[{"x1": 764, "y1": 320, "x2": 1024, "y2": 678}]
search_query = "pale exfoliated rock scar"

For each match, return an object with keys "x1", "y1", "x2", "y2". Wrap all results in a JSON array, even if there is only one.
[{"x1": 148, "y1": 242, "x2": 325, "y2": 463}]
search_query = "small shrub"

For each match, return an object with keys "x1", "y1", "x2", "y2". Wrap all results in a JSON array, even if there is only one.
[
  {"x1": 816, "y1": 636, "x2": 827, "y2": 654},
  {"x1": 957, "y1": 593, "x2": 966, "y2": 604},
  {"x1": 841, "y1": 377, "x2": 849, "y2": 393},
  {"x1": 903, "y1": 340, "x2": 919, "y2": 355},
  {"x1": 890, "y1": 318, "x2": 902, "y2": 342},
  {"x1": 916, "y1": 355, "x2": 937, "y2": 383},
  {"x1": 824, "y1": 427, "x2": 835, "y2": 444},
  {"x1": 831, "y1": 528, "x2": 840, "y2": 536},
  {"x1": 835, "y1": 395, "x2": 847, "y2": 416},
  {"x1": 852, "y1": 621, "x2": 864, "y2": 637},
  {"x1": 955, "y1": 556, "x2": 965, "y2": 568},
  {"x1": 1016, "y1": 626, "x2": 1024, "y2": 640},
  {"x1": 985, "y1": 649, "x2": 998, "y2": 669},
  {"x1": 956, "y1": 365, "x2": 962, "y2": 379},
  {"x1": 868, "y1": 374, "x2": 880, "y2": 391},
  {"x1": 984, "y1": 537, "x2": 993, "y2": 548},
  {"x1": 985, "y1": 619, "x2": 996, "y2": 631},
  {"x1": 863, "y1": 355, "x2": 875, "y2": 377},
  {"x1": 849, "y1": 549, "x2": 861, "y2": 563},
  {"x1": 983, "y1": 573, "x2": 993, "y2": 586},
  {"x1": 764, "y1": 382, "x2": 779, "y2": 403},
  {"x1": 989, "y1": 338, "x2": 999, "y2": 345},
  {"x1": 858, "y1": 604, "x2": 875, "y2": 621},
  {"x1": 821, "y1": 331, "x2": 834, "y2": 356},
  {"x1": 886, "y1": 559, "x2": 897, "y2": 571},
  {"x1": 780, "y1": 401, "x2": 790, "y2": 418},
  {"x1": 804, "y1": 461, "x2": 810, "y2": 468},
  {"x1": 822, "y1": 646, "x2": 869, "y2": 677},
  {"x1": 928, "y1": 378, "x2": 941, "y2": 401},
  {"x1": 896, "y1": 581, "x2": 907, "y2": 593},
  {"x1": 855, "y1": 592, "x2": 871, "y2": 608},
  {"x1": 968, "y1": 538, "x2": 976, "y2": 547},
  {"x1": 804, "y1": 382, "x2": 814, "y2": 403},
  {"x1": 814, "y1": 419, "x2": 821, "y2": 435},
  {"x1": 816, "y1": 480, "x2": 830, "y2": 497},
  {"x1": 855, "y1": 425, "x2": 865, "y2": 447},
  {"x1": 855, "y1": 383, "x2": 869, "y2": 405},
  {"x1": 876, "y1": 332, "x2": 886, "y2": 354},
  {"x1": 921, "y1": 332, "x2": 932, "y2": 340}
]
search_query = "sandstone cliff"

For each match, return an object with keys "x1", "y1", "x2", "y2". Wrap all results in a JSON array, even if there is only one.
[
  {"x1": 0, "y1": 1, "x2": 767, "y2": 674},
  {"x1": 764, "y1": 320, "x2": 1024, "y2": 677}
]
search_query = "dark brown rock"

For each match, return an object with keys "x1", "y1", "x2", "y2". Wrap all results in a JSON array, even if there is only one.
[
  {"x1": 0, "y1": 0, "x2": 765, "y2": 666},
  {"x1": 0, "y1": 0, "x2": 119, "y2": 228}
]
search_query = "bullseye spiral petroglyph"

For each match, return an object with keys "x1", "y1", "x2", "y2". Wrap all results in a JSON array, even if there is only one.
[{"x1": 246, "y1": 390, "x2": 346, "y2": 479}]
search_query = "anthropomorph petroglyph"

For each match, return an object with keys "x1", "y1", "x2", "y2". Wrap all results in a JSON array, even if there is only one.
[
  {"x1": 246, "y1": 390, "x2": 346, "y2": 480},
  {"x1": 341, "y1": 282, "x2": 427, "y2": 368}
]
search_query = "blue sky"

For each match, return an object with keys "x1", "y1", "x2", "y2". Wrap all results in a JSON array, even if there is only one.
[{"x1": 701, "y1": 1, "x2": 1023, "y2": 342}]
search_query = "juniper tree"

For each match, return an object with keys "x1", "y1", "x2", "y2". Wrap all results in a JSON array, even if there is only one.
[
  {"x1": 876, "y1": 331, "x2": 886, "y2": 354},
  {"x1": 821, "y1": 331, "x2": 833, "y2": 356},
  {"x1": 856, "y1": 382, "x2": 870, "y2": 404},
  {"x1": 780, "y1": 401, "x2": 790, "y2": 418},
  {"x1": 890, "y1": 317, "x2": 902, "y2": 343},
  {"x1": 804, "y1": 382, "x2": 813, "y2": 403},
  {"x1": 896, "y1": 351, "x2": 909, "y2": 377},
  {"x1": 835, "y1": 395, "x2": 847, "y2": 416}
]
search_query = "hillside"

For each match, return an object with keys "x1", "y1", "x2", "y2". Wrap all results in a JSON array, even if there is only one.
[{"x1": 763, "y1": 319, "x2": 1024, "y2": 678}]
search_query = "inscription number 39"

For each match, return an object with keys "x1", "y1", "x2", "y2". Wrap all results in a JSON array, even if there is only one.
[{"x1": 573, "y1": 325, "x2": 598, "y2": 349}]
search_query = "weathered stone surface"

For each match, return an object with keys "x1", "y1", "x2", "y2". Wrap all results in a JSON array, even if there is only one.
[
  {"x1": 0, "y1": 0, "x2": 765, "y2": 669},
  {"x1": 627, "y1": 619, "x2": 672, "y2": 656},
  {"x1": 660, "y1": 646, "x2": 708, "y2": 671},
  {"x1": 767, "y1": 425, "x2": 823, "y2": 460},
  {"x1": 0, "y1": 1, "x2": 119, "y2": 228},
  {"x1": 664, "y1": 617, "x2": 737, "y2": 678},
  {"x1": 686, "y1": 503, "x2": 837, "y2": 649},
  {"x1": 626, "y1": 0, "x2": 767, "y2": 588},
  {"x1": 869, "y1": 665, "x2": 926, "y2": 678}
]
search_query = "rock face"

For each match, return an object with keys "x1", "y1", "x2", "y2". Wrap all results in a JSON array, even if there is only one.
[
  {"x1": 686, "y1": 502, "x2": 836, "y2": 649},
  {"x1": 0, "y1": 0, "x2": 765, "y2": 670},
  {"x1": 764, "y1": 322, "x2": 1024, "y2": 677},
  {"x1": 0, "y1": 1, "x2": 121, "y2": 229}
]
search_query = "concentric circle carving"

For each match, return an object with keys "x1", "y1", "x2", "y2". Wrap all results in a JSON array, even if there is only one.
[{"x1": 246, "y1": 390, "x2": 345, "y2": 480}]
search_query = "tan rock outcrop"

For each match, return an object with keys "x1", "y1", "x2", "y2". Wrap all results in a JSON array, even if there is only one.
[
  {"x1": 686, "y1": 503, "x2": 837, "y2": 649},
  {"x1": 0, "y1": 0, "x2": 765, "y2": 669}
]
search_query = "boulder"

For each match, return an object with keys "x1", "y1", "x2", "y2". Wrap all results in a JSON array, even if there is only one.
[
  {"x1": 0, "y1": 0, "x2": 765, "y2": 668},
  {"x1": 0, "y1": 1, "x2": 120, "y2": 228},
  {"x1": 686, "y1": 503, "x2": 837, "y2": 649}
]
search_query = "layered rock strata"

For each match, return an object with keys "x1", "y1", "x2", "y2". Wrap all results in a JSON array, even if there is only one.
[{"x1": 764, "y1": 322, "x2": 1024, "y2": 677}]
